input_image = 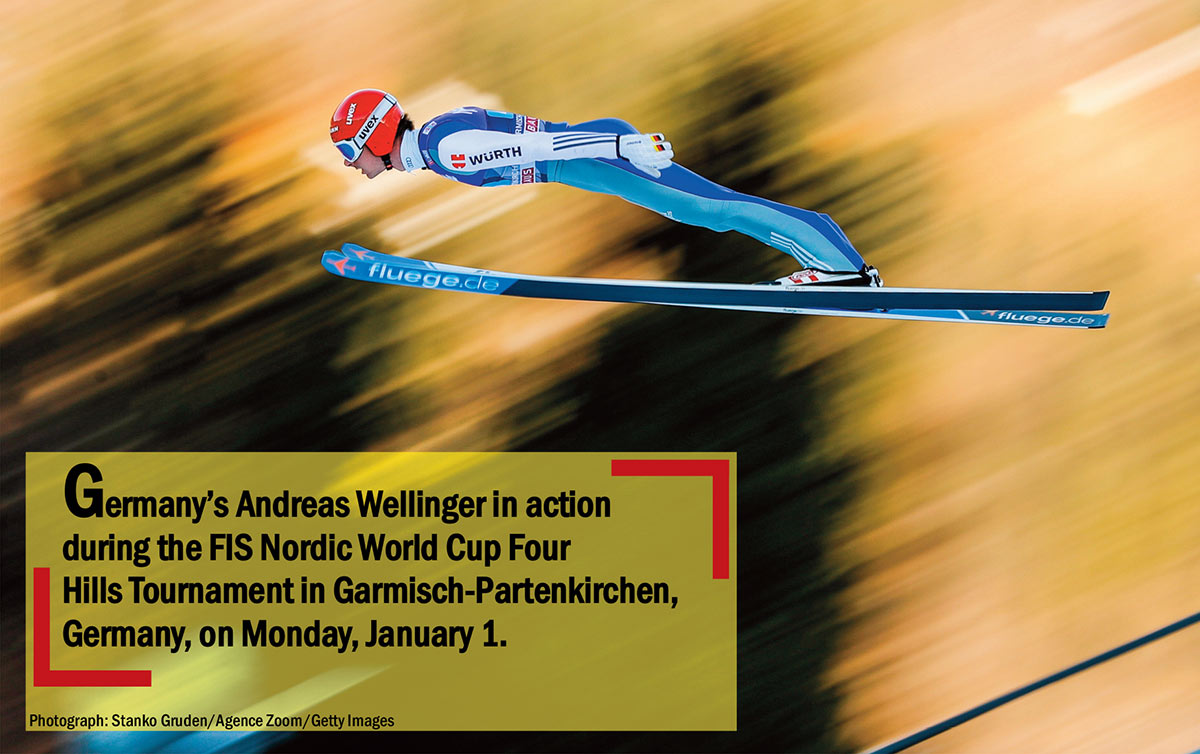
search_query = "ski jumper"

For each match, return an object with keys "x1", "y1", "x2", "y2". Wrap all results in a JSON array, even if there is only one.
[{"x1": 411, "y1": 107, "x2": 865, "y2": 272}]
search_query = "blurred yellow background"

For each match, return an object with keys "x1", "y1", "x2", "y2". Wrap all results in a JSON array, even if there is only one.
[{"x1": 2, "y1": 1, "x2": 1197, "y2": 752}]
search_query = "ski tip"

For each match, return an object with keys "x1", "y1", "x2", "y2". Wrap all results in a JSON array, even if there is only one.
[
  {"x1": 321, "y1": 249, "x2": 352, "y2": 276},
  {"x1": 340, "y1": 242, "x2": 381, "y2": 262}
]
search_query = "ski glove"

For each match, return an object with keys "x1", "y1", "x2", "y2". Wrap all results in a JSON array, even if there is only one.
[{"x1": 617, "y1": 133, "x2": 674, "y2": 177}]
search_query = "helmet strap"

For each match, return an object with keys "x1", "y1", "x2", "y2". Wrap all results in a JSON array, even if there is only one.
[{"x1": 381, "y1": 152, "x2": 393, "y2": 170}]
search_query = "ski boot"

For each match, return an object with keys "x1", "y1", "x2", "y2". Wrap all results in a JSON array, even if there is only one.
[{"x1": 761, "y1": 265, "x2": 883, "y2": 288}]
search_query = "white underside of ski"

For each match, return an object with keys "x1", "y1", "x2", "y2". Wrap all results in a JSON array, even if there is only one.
[{"x1": 322, "y1": 243, "x2": 1110, "y2": 329}]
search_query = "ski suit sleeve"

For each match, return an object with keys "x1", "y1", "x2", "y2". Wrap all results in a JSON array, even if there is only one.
[{"x1": 436, "y1": 129, "x2": 618, "y2": 173}]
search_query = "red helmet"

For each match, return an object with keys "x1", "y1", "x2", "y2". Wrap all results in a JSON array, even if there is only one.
[{"x1": 330, "y1": 89, "x2": 404, "y2": 166}]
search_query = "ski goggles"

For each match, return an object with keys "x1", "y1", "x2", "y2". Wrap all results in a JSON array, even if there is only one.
[{"x1": 332, "y1": 93, "x2": 399, "y2": 162}]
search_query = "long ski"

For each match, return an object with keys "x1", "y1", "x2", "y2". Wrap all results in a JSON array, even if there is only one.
[{"x1": 322, "y1": 243, "x2": 1109, "y2": 328}]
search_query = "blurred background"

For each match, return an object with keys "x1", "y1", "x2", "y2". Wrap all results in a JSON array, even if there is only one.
[{"x1": 2, "y1": 0, "x2": 1197, "y2": 752}]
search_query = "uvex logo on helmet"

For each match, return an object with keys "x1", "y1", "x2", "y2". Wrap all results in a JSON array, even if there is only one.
[
  {"x1": 356, "y1": 114, "x2": 380, "y2": 142},
  {"x1": 330, "y1": 89, "x2": 405, "y2": 165}
]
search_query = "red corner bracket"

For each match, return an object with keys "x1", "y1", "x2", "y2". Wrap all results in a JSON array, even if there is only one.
[
  {"x1": 611, "y1": 459, "x2": 731, "y2": 579},
  {"x1": 33, "y1": 567, "x2": 152, "y2": 687}
]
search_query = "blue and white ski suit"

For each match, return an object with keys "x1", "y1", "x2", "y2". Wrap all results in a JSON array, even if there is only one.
[{"x1": 401, "y1": 107, "x2": 864, "y2": 272}]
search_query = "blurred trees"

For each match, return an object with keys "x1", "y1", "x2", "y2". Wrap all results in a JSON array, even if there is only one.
[
  {"x1": 0, "y1": 20, "x2": 416, "y2": 745},
  {"x1": 2, "y1": 23, "x2": 414, "y2": 466},
  {"x1": 507, "y1": 56, "x2": 859, "y2": 753}
]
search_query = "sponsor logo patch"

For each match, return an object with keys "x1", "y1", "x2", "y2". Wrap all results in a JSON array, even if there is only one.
[
  {"x1": 984, "y1": 311, "x2": 1098, "y2": 325},
  {"x1": 450, "y1": 153, "x2": 466, "y2": 169},
  {"x1": 467, "y1": 146, "x2": 522, "y2": 166},
  {"x1": 367, "y1": 264, "x2": 502, "y2": 292},
  {"x1": 514, "y1": 115, "x2": 541, "y2": 136},
  {"x1": 521, "y1": 167, "x2": 535, "y2": 184}
]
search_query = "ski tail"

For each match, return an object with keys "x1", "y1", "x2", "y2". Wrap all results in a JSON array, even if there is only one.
[{"x1": 675, "y1": 302, "x2": 1109, "y2": 328}]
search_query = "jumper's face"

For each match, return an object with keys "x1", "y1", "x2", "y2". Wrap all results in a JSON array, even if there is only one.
[{"x1": 346, "y1": 149, "x2": 387, "y2": 179}]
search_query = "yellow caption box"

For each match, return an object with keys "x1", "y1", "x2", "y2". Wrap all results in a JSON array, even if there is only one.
[{"x1": 26, "y1": 453, "x2": 736, "y2": 731}]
